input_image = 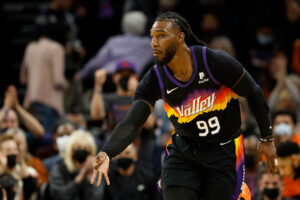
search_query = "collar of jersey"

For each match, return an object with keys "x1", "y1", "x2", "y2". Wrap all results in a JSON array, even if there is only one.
[{"x1": 163, "y1": 46, "x2": 198, "y2": 88}]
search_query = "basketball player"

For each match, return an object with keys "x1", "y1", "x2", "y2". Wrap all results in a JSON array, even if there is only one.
[{"x1": 90, "y1": 12, "x2": 277, "y2": 200}]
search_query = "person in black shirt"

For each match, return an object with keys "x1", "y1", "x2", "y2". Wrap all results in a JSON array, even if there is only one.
[{"x1": 90, "y1": 12, "x2": 277, "y2": 200}]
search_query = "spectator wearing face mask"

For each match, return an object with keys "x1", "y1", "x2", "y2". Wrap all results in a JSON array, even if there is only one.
[
  {"x1": 0, "y1": 135, "x2": 38, "y2": 200},
  {"x1": 103, "y1": 144, "x2": 161, "y2": 200},
  {"x1": 90, "y1": 60, "x2": 139, "y2": 129},
  {"x1": 277, "y1": 141, "x2": 300, "y2": 199},
  {"x1": 272, "y1": 110, "x2": 300, "y2": 146},
  {"x1": 49, "y1": 130, "x2": 102, "y2": 200},
  {"x1": 244, "y1": 135, "x2": 260, "y2": 200},
  {"x1": 257, "y1": 164, "x2": 288, "y2": 200},
  {"x1": 90, "y1": 60, "x2": 156, "y2": 169},
  {"x1": 35, "y1": 119, "x2": 76, "y2": 172},
  {"x1": 5, "y1": 128, "x2": 49, "y2": 188}
]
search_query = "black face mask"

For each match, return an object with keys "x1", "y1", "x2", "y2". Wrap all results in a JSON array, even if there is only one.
[
  {"x1": 263, "y1": 188, "x2": 279, "y2": 199},
  {"x1": 116, "y1": 158, "x2": 134, "y2": 170},
  {"x1": 7, "y1": 155, "x2": 17, "y2": 168},
  {"x1": 74, "y1": 149, "x2": 89, "y2": 163},
  {"x1": 119, "y1": 76, "x2": 129, "y2": 91},
  {"x1": 245, "y1": 154, "x2": 256, "y2": 169}
]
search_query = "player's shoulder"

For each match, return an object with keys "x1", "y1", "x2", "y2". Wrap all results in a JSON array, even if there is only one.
[
  {"x1": 205, "y1": 46, "x2": 230, "y2": 58},
  {"x1": 142, "y1": 65, "x2": 158, "y2": 80},
  {"x1": 191, "y1": 45, "x2": 229, "y2": 58}
]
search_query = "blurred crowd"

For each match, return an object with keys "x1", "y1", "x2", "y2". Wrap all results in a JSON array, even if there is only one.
[{"x1": 0, "y1": 0, "x2": 300, "y2": 199}]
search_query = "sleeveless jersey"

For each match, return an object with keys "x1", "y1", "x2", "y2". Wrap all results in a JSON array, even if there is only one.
[{"x1": 154, "y1": 46, "x2": 241, "y2": 142}]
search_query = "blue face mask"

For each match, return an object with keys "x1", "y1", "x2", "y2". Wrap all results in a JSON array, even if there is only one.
[
  {"x1": 275, "y1": 123, "x2": 292, "y2": 136},
  {"x1": 256, "y1": 34, "x2": 274, "y2": 45}
]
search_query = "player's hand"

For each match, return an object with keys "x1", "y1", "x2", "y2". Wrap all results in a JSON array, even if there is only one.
[
  {"x1": 90, "y1": 151, "x2": 110, "y2": 186},
  {"x1": 94, "y1": 69, "x2": 107, "y2": 89},
  {"x1": 257, "y1": 141, "x2": 277, "y2": 174}
]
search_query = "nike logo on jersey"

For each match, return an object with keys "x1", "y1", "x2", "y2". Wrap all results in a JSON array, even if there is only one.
[
  {"x1": 220, "y1": 140, "x2": 232, "y2": 146},
  {"x1": 175, "y1": 93, "x2": 216, "y2": 117},
  {"x1": 166, "y1": 87, "x2": 179, "y2": 94},
  {"x1": 198, "y1": 72, "x2": 209, "y2": 84}
]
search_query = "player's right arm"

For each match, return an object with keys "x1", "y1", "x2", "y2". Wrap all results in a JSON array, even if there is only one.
[{"x1": 90, "y1": 67, "x2": 161, "y2": 186}]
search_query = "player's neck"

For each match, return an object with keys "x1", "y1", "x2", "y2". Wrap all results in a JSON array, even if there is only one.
[{"x1": 167, "y1": 45, "x2": 193, "y2": 82}]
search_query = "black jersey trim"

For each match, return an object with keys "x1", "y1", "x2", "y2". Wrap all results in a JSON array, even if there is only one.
[
  {"x1": 202, "y1": 46, "x2": 221, "y2": 85},
  {"x1": 162, "y1": 46, "x2": 198, "y2": 88},
  {"x1": 154, "y1": 65, "x2": 165, "y2": 100}
]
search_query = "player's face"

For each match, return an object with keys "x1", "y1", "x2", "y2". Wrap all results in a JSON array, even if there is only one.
[{"x1": 150, "y1": 21, "x2": 179, "y2": 65}]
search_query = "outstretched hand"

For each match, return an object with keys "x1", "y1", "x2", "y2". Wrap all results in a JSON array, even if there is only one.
[
  {"x1": 257, "y1": 141, "x2": 278, "y2": 174},
  {"x1": 90, "y1": 152, "x2": 110, "y2": 186}
]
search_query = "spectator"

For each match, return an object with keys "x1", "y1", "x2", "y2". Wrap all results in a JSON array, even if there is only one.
[
  {"x1": 257, "y1": 164, "x2": 288, "y2": 200},
  {"x1": 5, "y1": 128, "x2": 49, "y2": 187},
  {"x1": 76, "y1": 11, "x2": 153, "y2": 79},
  {"x1": 35, "y1": 0, "x2": 85, "y2": 58},
  {"x1": 272, "y1": 110, "x2": 300, "y2": 146},
  {"x1": 249, "y1": 22, "x2": 277, "y2": 81},
  {"x1": 199, "y1": 12, "x2": 221, "y2": 44},
  {"x1": 103, "y1": 143, "x2": 161, "y2": 200},
  {"x1": 244, "y1": 135, "x2": 260, "y2": 200},
  {"x1": 90, "y1": 60, "x2": 138, "y2": 125},
  {"x1": 0, "y1": 135, "x2": 38, "y2": 200},
  {"x1": 262, "y1": 53, "x2": 300, "y2": 125},
  {"x1": 0, "y1": 85, "x2": 44, "y2": 138},
  {"x1": 49, "y1": 130, "x2": 102, "y2": 200},
  {"x1": 20, "y1": 22, "x2": 68, "y2": 133},
  {"x1": 90, "y1": 60, "x2": 156, "y2": 168},
  {"x1": 39, "y1": 120, "x2": 77, "y2": 172},
  {"x1": 277, "y1": 141, "x2": 300, "y2": 199},
  {"x1": 209, "y1": 36, "x2": 236, "y2": 57}
]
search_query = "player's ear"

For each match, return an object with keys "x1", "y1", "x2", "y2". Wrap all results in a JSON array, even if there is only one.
[{"x1": 176, "y1": 32, "x2": 185, "y2": 44}]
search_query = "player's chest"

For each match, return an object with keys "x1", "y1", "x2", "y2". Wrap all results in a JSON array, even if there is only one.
[{"x1": 163, "y1": 70, "x2": 220, "y2": 108}]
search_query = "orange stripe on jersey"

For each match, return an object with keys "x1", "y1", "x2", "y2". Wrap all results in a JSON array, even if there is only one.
[{"x1": 164, "y1": 86, "x2": 238, "y2": 124}]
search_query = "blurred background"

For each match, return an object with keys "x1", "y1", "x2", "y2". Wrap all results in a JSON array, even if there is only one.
[{"x1": 0, "y1": 0, "x2": 300, "y2": 199}]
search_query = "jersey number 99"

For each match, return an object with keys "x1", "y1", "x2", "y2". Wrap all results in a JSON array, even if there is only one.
[{"x1": 196, "y1": 116, "x2": 220, "y2": 137}]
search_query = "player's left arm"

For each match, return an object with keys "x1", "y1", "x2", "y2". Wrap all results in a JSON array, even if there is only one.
[{"x1": 207, "y1": 48, "x2": 277, "y2": 174}]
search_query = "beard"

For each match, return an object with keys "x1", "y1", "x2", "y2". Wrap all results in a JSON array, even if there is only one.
[{"x1": 154, "y1": 43, "x2": 177, "y2": 65}]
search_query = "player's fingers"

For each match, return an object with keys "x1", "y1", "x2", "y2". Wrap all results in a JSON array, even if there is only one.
[
  {"x1": 271, "y1": 157, "x2": 278, "y2": 174},
  {"x1": 90, "y1": 170, "x2": 97, "y2": 184},
  {"x1": 103, "y1": 172, "x2": 110, "y2": 186},
  {"x1": 97, "y1": 170, "x2": 102, "y2": 186}
]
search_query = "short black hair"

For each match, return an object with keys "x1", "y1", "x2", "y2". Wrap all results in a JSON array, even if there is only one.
[
  {"x1": 271, "y1": 110, "x2": 297, "y2": 125},
  {"x1": 277, "y1": 141, "x2": 299, "y2": 158},
  {"x1": 156, "y1": 12, "x2": 207, "y2": 46}
]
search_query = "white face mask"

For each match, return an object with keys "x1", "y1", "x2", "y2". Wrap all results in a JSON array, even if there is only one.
[
  {"x1": 274, "y1": 123, "x2": 293, "y2": 136},
  {"x1": 56, "y1": 135, "x2": 69, "y2": 155}
]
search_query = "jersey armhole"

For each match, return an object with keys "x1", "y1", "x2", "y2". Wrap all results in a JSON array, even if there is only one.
[
  {"x1": 154, "y1": 65, "x2": 165, "y2": 100},
  {"x1": 202, "y1": 46, "x2": 221, "y2": 85}
]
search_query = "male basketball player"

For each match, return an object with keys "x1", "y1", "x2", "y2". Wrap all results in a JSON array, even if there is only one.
[{"x1": 90, "y1": 12, "x2": 277, "y2": 200}]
